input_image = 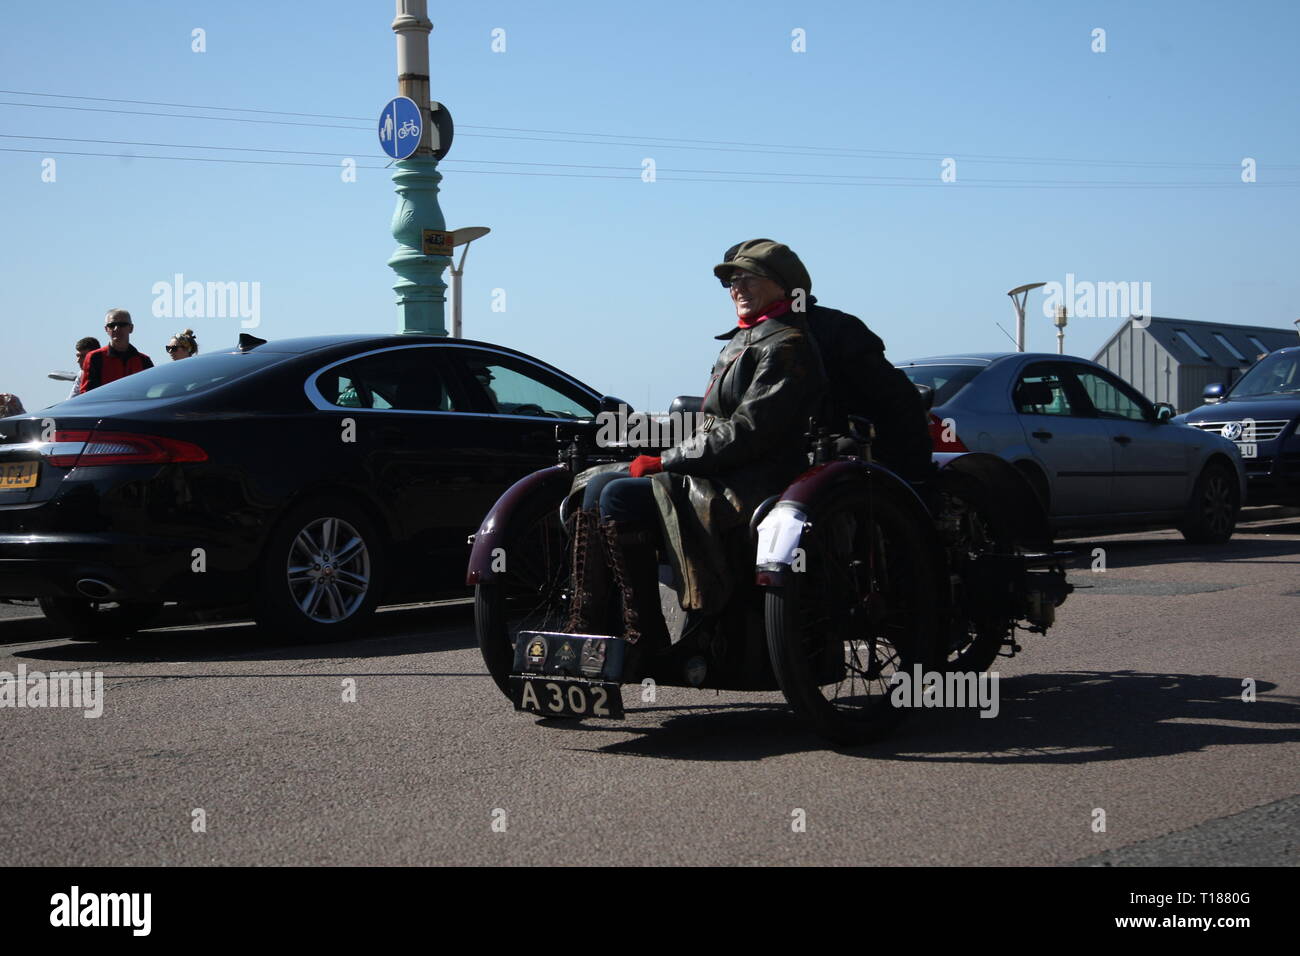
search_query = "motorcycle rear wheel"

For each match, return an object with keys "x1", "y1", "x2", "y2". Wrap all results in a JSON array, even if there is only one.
[{"x1": 936, "y1": 470, "x2": 1017, "y2": 674}]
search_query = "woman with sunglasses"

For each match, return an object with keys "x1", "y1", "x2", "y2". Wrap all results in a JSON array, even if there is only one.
[{"x1": 166, "y1": 329, "x2": 199, "y2": 361}]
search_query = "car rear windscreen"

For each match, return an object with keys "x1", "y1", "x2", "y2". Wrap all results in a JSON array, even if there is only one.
[
  {"x1": 899, "y1": 364, "x2": 983, "y2": 406},
  {"x1": 60, "y1": 351, "x2": 288, "y2": 403}
]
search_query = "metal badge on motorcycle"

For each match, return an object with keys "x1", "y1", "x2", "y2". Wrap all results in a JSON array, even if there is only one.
[
  {"x1": 580, "y1": 638, "x2": 607, "y2": 677},
  {"x1": 525, "y1": 637, "x2": 548, "y2": 667},
  {"x1": 555, "y1": 641, "x2": 577, "y2": 666}
]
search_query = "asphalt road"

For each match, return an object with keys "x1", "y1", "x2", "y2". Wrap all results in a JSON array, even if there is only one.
[{"x1": 2, "y1": 514, "x2": 1298, "y2": 866}]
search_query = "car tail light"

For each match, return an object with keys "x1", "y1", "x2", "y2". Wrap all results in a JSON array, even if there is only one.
[
  {"x1": 928, "y1": 413, "x2": 968, "y2": 452},
  {"x1": 45, "y1": 430, "x2": 208, "y2": 467}
]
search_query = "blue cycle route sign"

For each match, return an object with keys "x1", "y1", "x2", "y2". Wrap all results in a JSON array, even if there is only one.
[{"x1": 378, "y1": 96, "x2": 422, "y2": 160}]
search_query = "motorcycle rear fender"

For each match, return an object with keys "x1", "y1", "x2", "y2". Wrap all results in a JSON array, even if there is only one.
[
  {"x1": 754, "y1": 459, "x2": 944, "y2": 586},
  {"x1": 932, "y1": 451, "x2": 1052, "y2": 550},
  {"x1": 466, "y1": 465, "x2": 571, "y2": 586}
]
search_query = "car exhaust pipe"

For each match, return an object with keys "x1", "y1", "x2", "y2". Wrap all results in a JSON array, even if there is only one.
[{"x1": 75, "y1": 578, "x2": 119, "y2": 600}]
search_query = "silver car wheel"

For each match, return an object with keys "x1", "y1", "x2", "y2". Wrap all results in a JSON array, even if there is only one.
[{"x1": 286, "y1": 516, "x2": 372, "y2": 624}]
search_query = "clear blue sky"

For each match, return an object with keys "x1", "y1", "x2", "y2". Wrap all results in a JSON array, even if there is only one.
[{"x1": 2, "y1": 0, "x2": 1298, "y2": 412}]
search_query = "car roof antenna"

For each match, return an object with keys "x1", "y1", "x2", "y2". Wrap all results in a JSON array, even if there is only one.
[
  {"x1": 994, "y1": 322, "x2": 1018, "y2": 348},
  {"x1": 239, "y1": 333, "x2": 268, "y2": 351}
]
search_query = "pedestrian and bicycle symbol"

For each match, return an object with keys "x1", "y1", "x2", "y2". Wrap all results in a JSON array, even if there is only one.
[{"x1": 378, "y1": 96, "x2": 422, "y2": 160}]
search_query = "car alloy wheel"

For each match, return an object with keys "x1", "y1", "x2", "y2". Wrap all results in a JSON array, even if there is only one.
[
  {"x1": 1180, "y1": 462, "x2": 1238, "y2": 544},
  {"x1": 1201, "y1": 471, "x2": 1235, "y2": 538},
  {"x1": 286, "y1": 516, "x2": 372, "y2": 623}
]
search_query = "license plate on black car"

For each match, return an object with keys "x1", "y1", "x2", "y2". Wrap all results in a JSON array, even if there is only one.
[
  {"x1": 511, "y1": 676, "x2": 624, "y2": 719},
  {"x1": 0, "y1": 461, "x2": 37, "y2": 490}
]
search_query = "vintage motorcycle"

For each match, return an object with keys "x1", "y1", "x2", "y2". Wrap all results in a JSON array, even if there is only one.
[{"x1": 467, "y1": 400, "x2": 1072, "y2": 745}]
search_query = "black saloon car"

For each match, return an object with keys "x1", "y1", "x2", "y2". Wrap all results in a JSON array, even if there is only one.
[
  {"x1": 1176, "y1": 345, "x2": 1300, "y2": 506},
  {"x1": 0, "y1": 334, "x2": 618, "y2": 640}
]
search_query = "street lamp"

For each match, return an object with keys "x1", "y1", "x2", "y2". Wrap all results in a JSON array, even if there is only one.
[
  {"x1": 1054, "y1": 304, "x2": 1068, "y2": 354},
  {"x1": 1007, "y1": 282, "x2": 1047, "y2": 352},
  {"x1": 447, "y1": 226, "x2": 490, "y2": 338}
]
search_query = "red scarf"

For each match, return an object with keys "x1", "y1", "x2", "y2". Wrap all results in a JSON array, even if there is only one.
[{"x1": 737, "y1": 297, "x2": 793, "y2": 328}]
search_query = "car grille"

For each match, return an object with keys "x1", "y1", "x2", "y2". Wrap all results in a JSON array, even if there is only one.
[{"x1": 1188, "y1": 419, "x2": 1292, "y2": 441}]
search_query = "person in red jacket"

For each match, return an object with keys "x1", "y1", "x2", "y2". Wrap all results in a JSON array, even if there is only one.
[{"x1": 76, "y1": 310, "x2": 154, "y2": 394}]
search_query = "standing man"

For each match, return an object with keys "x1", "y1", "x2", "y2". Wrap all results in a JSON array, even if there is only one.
[{"x1": 76, "y1": 310, "x2": 154, "y2": 395}]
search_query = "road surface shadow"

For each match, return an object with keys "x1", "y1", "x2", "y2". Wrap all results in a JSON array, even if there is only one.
[
  {"x1": 574, "y1": 671, "x2": 1300, "y2": 763},
  {"x1": 551, "y1": 701, "x2": 821, "y2": 759},
  {"x1": 881, "y1": 670, "x2": 1300, "y2": 765},
  {"x1": 5, "y1": 602, "x2": 478, "y2": 663}
]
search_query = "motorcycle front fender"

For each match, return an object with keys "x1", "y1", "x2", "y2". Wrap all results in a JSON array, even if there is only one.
[{"x1": 465, "y1": 465, "x2": 572, "y2": 586}]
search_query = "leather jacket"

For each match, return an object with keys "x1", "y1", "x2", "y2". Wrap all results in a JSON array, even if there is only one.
[{"x1": 651, "y1": 311, "x2": 827, "y2": 612}]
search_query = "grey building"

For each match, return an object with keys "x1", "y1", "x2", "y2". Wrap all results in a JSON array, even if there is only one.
[{"x1": 1092, "y1": 316, "x2": 1299, "y2": 413}]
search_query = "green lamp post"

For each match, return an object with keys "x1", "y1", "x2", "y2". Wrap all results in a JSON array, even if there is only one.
[{"x1": 388, "y1": 0, "x2": 450, "y2": 335}]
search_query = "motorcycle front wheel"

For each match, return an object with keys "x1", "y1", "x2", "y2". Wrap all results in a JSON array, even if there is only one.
[{"x1": 474, "y1": 509, "x2": 572, "y2": 699}]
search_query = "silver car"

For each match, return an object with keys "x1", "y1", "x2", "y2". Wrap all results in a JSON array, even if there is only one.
[{"x1": 897, "y1": 352, "x2": 1246, "y2": 542}]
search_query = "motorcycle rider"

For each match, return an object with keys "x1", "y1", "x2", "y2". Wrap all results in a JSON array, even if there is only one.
[
  {"x1": 567, "y1": 240, "x2": 828, "y2": 679},
  {"x1": 719, "y1": 239, "x2": 933, "y2": 482}
]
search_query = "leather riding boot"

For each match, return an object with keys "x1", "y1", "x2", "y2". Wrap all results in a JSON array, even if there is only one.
[
  {"x1": 565, "y1": 508, "x2": 613, "y2": 634},
  {"x1": 599, "y1": 518, "x2": 672, "y2": 657}
]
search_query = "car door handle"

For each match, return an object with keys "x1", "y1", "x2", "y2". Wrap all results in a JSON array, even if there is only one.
[
  {"x1": 1032, "y1": 430, "x2": 1053, "y2": 441},
  {"x1": 1112, "y1": 435, "x2": 1132, "y2": 445}
]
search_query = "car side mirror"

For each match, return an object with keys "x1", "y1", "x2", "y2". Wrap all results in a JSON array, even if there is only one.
[
  {"x1": 914, "y1": 384, "x2": 935, "y2": 411},
  {"x1": 1153, "y1": 402, "x2": 1176, "y2": 423},
  {"x1": 598, "y1": 395, "x2": 629, "y2": 414},
  {"x1": 1202, "y1": 383, "x2": 1225, "y2": 404}
]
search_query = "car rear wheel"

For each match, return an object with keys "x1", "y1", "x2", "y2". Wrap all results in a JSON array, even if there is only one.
[
  {"x1": 1179, "y1": 461, "x2": 1239, "y2": 544},
  {"x1": 38, "y1": 597, "x2": 163, "y2": 641},
  {"x1": 255, "y1": 496, "x2": 385, "y2": 641}
]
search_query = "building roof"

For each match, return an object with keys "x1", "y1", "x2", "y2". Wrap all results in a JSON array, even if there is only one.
[{"x1": 1093, "y1": 316, "x2": 1299, "y2": 369}]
